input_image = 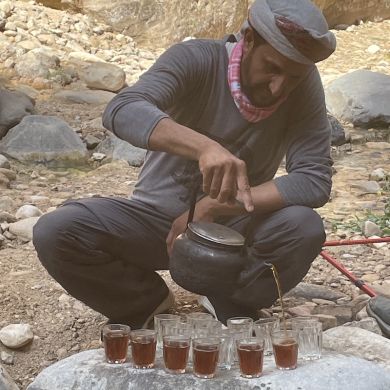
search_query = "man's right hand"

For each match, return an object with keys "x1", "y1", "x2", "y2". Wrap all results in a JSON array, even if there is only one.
[
  {"x1": 149, "y1": 118, "x2": 254, "y2": 212},
  {"x1": 198, "y1": 143, "x2": 254, "y2": 212}
]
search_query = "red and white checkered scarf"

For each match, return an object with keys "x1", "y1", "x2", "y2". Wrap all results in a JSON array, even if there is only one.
[{"x1": 228, "y1": 39, "x2": 283, "y2": 123}]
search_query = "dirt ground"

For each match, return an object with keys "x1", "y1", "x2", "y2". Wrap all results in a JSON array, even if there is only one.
[{"x1": 1, "y1": 18, "x2": 390, "y2": 390}]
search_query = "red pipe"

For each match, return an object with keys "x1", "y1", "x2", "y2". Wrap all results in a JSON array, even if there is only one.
[
  {"x1": 324, "y1": 237, "x2": 390, "y2": 247},
  {"x1": 320, "y1": 250, "x2": 377, "y2": 297}
]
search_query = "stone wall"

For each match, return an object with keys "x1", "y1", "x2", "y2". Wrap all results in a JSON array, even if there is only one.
[{"x1": 29, "y1": 0, "x2": 390, "y2": 46}]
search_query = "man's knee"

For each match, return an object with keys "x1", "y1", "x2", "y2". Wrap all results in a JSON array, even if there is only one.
[{"x1": 282, "y1": 206, "x2": 325, "y2": 245}]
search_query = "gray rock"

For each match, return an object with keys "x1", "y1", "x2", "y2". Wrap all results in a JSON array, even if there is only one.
[
  {"x1": 0, "y1": 89, "x2": 35, "y2": 139},
  {"x1": 54, "y1": 90, "x2": 115, "y2": 105},
  {"x1": 80, "y1": 62, "x2": 126, "y2": 92},
  {"x1": 324, "y1": 326, "x2": 390, "y2": 369},
  {"x1": 27, "y1": 349, "x2": 390, "y2": 390},
  {"x1": 343, "y1": 317, "x2": 383, "y2": 335},
  {"x1": 352, "y1": 181, "x2": 381, "y2": 195},
  {"x1": 14, "y1": 47, "x2": 60, "y2": 79},
  {"x1": 84, "y1": 134, "x2": 101, "y2": 150},
  {"x1": 96, "y1": 134, "x2": 146, "y2": 167},
  {"x1": 370, "y1": 168, "x2": 386, "y2": 181},
  {"x1": 0, "y1": 363, "x2": 19, "y2": 390},
  {"x1": 0, "y1": 115, "x2": 88, "y2": 167},
  {"x1": 0, "y1": 196, "x2": 14, "y2": 211},
  {"x1": 325, "y1": 70, "x2": 390, "y2": 128},
  {"x1": 286, "y1": 282, "x2": 346, "y2": 302},
  {"x1": 362, "y1": 221, "x2": 382, "y2": 238},
  {"x1": 91, "y1": 152, "x2": 106, "y2": 162},
  {"x1": 312, "y1": 304, "x2": 353, "y2": 325},
  {"x1": 0, "y1": 211, "x2": 16, "y2": 223},
  {"x1": 0, "y1": 154, "x2": 10, "y2": 169},
  {"x1": 8, "y1": 217, "x2": 40, "y2": 241},
  {"x1": 15, "y1": 205, "x2": 43, "y2": 219},
  {"x1": 327, "y1": 113, "x2": 348, "y2": 146},
  {"x1": 0, "y1": 168, "x2": 16, "y2": 181},
  {"x1": 0, "y1": 351, "x2": 14, "y2": 365},
  {"x1": 0, "y1": 324, "x2": 34, "y2": 349}
]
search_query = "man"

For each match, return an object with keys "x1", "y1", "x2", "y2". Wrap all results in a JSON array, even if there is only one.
[{"x1": 33, "y1": 0, "x2": 336, "y2": 327}]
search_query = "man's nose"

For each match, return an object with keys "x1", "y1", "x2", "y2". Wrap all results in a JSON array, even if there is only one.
[{"x1": 269, "y1": 75, "x2": 286, "y2": 98}]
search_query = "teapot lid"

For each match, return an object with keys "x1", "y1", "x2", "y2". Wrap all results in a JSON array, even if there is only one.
[{"x1": 188, "y1": 222, "x2": 245, "y2": 247}]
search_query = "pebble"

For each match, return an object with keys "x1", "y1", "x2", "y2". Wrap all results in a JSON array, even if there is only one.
[
  {"x1": 366, "y1": 44, "x2": 381, "y2": 54},
  {"x1": 362, "y1": 221, "x2": 382, "y2": 237},
  {"x1": 0, "y1": 324, "x2": 34, "y2": 349},
  {"x1": 370, "y1": 168, "x2": 386, "y2": 181},
  {"x1": 0, "y1": 351, "x2": 15, "y2": 365}
]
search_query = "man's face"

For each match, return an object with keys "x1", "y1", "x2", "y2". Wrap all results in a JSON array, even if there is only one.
[{"x1": 241, "y1": 29, "x2": 312, "y2": 107}]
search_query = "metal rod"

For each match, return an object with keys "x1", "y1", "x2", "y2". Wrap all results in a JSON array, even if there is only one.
[
  {"x1": 320, "y1": 250, "x2": 377, "y2": 297},
  {"x1": 186, "y1": 187, "x2": 198, "y2": 227},
  {"x1": 324, "y1": 237, "x2": 390, "y2": 247}
]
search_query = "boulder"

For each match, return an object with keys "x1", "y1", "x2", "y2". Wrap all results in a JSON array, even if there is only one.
[
  {"x1": 54, "y1": 90, "x2": 116, "y2": 105},
  {"x1": 96, "y1": 133, "x2": 146, "y2": 167},
  {"x1": 0, "y1": 89, "x2": 35, "y2": 139},
  {"x1": 80, "y1": 62, "x2": 126, "y2": 92},
  {"x1": 325, "y1": 70, "x2": 390, "y2": 128},
  {"x1": 14, "y1": 47, "x2": 60, "y2": 80},
  {"x1": 27, "y1": 349, "x2": 390, "y2": 390},
  {"x1": 313, "y1": 0, "x2": 390, "y2": 27},
  {"x1": 8, "y1": 217, "x2": 40, "y2": 241},
  {"x1": 0, "y1": 364, "x2": 19, "y2": 390},
  {"x1": 324, "y1": 326, "x2": 390, "y2": 369},
  {"x1": 0, "y1": 115, "x2": 88, "y2": 167},
  {"x1": 15, "y1": 205, "x2": 43, "y2": 220}
]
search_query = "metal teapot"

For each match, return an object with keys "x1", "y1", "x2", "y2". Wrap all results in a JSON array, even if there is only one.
[{"x1": 169, "y1": 198, "x2": 271, "y2": 296}]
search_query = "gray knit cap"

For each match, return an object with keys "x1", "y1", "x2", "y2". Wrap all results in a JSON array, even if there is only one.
[{"x1": 246, "y1": 0, "x2": 336, "y2": 64}]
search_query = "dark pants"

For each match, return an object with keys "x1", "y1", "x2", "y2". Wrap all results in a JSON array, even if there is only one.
[{"x1": 33, "y1": 197, "x2": 325, "y2": 327}]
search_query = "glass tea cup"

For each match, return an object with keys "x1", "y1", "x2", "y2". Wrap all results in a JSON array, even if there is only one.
[
  {"x1": 130, "y1": 329, "x2": 157, "y2": 369},
  {"x1": 192, "y1": 337, "x2": 221, "y2": 379},
  {"x1": 291, "y1": 318, "x2": 322, "y2": 361},
  {"x1": 163, "y1": 334, "x2": 191, "y2": 374},
  {"x1": 102, "y1": 324, "x2": 130, "y2": 364},
  {"x1": 236, "y1": 337, "x2": 265, "y2": 378},
  {"x1": 271, "y1": 329, "x2": 299, "y2": 370},
  {"x1": 253, "y1": 317, "x2": 280, "y2": 356}
]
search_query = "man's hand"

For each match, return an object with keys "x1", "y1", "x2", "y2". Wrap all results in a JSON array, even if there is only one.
[
  {"x1": 198, "y1": 143, "x2": 254, "y2": 212},
  {"x1": 149, "y1": 118, "x2": 254, "y2": 212}
]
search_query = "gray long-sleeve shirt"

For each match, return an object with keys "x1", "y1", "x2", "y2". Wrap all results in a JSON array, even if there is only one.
[{"x1": 103, "y1": 38, "x2": 332, "y2": 219}]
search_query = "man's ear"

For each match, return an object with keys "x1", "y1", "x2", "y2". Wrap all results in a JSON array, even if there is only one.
[{"x1": 242, "y1": 28, "x2": 255, "y2": 55}]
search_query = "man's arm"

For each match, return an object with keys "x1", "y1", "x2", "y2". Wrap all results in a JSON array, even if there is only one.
[{"x1": 103, "y1": 42, "x2": 253, "y2": 211}]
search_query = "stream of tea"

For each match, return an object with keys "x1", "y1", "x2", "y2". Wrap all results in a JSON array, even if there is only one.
[{"x1": 270, "y1": 264, "x2": 287, "y2": 332}]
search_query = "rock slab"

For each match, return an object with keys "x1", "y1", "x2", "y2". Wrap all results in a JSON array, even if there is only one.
[
  {"x1": 0, "y1": 115, "x2": 88, "y2": 167},
  {"x1": 27, "y1": 349, "x2": 390, "y2": 390},
  {"x1": 325, "y1": 70, "x2": 390, "y2": 128},
  {"x1": 0, "y1": 89, "x2": 35, "y2": 139},
  {"x1": 324, "y1": 326, "x2": 390, "y2": 369}
]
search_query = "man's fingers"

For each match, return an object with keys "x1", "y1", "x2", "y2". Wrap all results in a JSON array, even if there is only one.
[
  {"x1": 209, "y1": 167, "x2": 223, "y2": 199},
  {"x1": 237, "y1": 164, "x2": 254, "y2": 212},
  {"x1": 217, "y1": 170, "x2": 236, "y2": 204}
]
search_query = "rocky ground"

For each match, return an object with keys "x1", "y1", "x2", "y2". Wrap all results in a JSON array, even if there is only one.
[{"x1": 0, "y1": 1, "x2": 389, "y2": 389}]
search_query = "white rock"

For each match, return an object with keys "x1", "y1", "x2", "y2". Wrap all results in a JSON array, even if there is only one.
[
  {"x1": 370, "y1": 168, "x2": 386, "y2": 181},
  {"x1": 362, "y1": 221, "x2": 382, "y2": 237},
  {"x1": 0, "y1": 196, "x2": 14, "y2": 211},
  {"x1": 67, "y1": 51, "x2": 105, "y2": 64},
  {"x1": 0, "y1": 155, "x2": 10, "y2": 169},
  {"x1": 92, "y1": 153, "x2": 106, "y2": 161},
  {"x1": 15, "y1": 205, "x2": 43, "y2": 219},
  {"x1": 0, "y1": 324, "x2": 34, "y2": 349},
  {"x1": 0, "y1": 351, "x2": 14, "y2": 365},
  {"x1": 369, "y1": 235, "x2": 388, "y2": 249},
  {"x1": 80, "y1": 62, "x2": 126, "y2": 92},
  {"x1": 8, "y1": 216, "x2": 40, "y2": 241},
  {"x1": 367, "y1": 44, "x2": 380, "y2": 54}
]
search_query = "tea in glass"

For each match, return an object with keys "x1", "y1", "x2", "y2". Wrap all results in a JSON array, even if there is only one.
[
  {"x1": 102, "y1": 324, "x2": 130, "y2": 364},
  {"x1": 163, "y1": 335, "x2": 190, "y2": 374},
  {"x1": 237, "y1": 337, "x2": 264, "y2": 378},
  {"x1": 193, "y1": 338, "x2": 221, "y2": 379},
  {"x1": 272, "y1": 330, "x2": 298, "y2": 370},
  {"x1": 130, "y1": 329, "x2": 157, "y2": 369}
]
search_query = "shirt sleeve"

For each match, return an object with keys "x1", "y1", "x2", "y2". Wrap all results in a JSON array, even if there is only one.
[
  {"x1": 102, "y1": 41, "x2": 207, "y2": 149},
  {"x1": 274, "y1": 67, "x2": 333, "y2": 209}
]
